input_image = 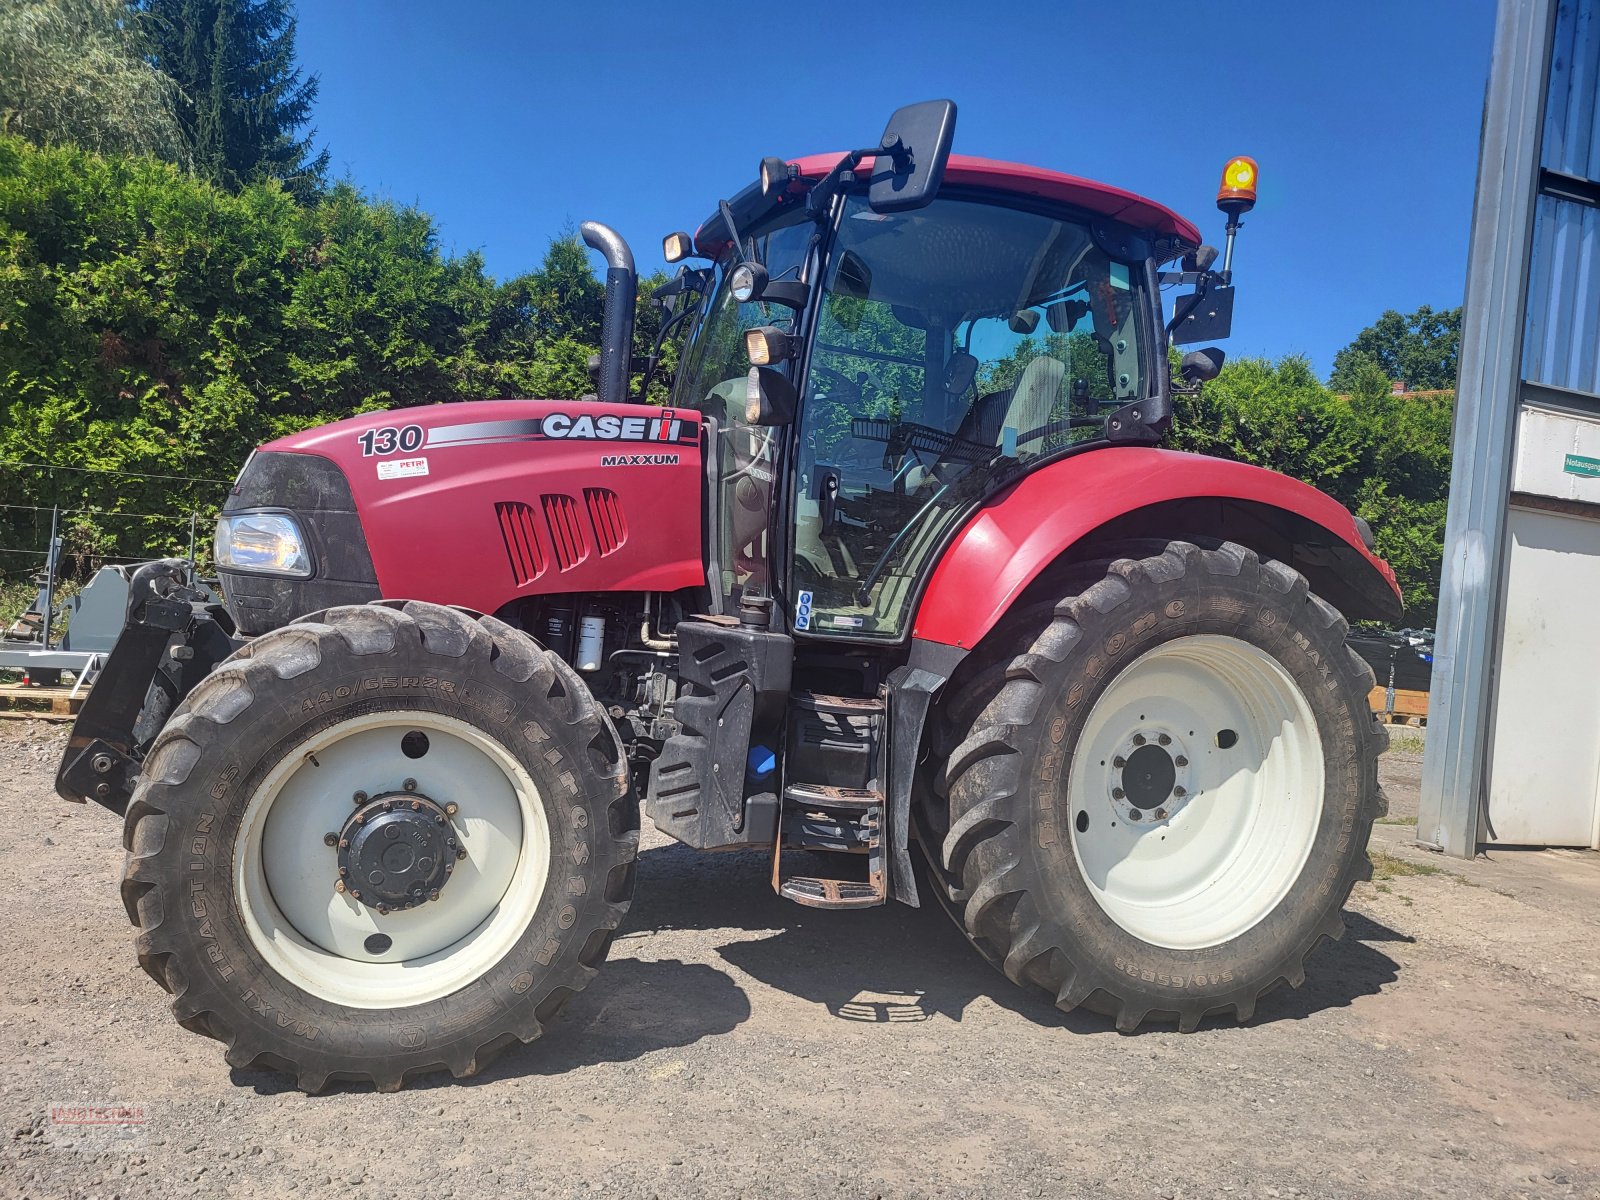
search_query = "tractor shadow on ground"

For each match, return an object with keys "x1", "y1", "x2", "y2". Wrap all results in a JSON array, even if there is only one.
[
  {"x1": 621, "y1": 840, "x2": 1407, "y2": 1037},
  {"x1": 231, "y1": 955, "x2": 753, "y2": 1095}
]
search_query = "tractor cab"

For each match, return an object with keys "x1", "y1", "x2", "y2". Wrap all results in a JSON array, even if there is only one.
[{"x1": 659, "y1": 102, "x2": 1225, "y2": 649}]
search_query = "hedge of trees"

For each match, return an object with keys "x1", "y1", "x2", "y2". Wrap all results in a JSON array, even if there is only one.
[{"x1": 0, "y1": 134, "x2": 668, "y2": 572}]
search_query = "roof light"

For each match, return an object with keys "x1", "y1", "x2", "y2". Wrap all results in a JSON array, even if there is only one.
[
  {"x1": 759, "y1": 156, "x2": 792, "y2": 197},
  {"x1": 663, "y1": 232, "x2": 693, "y2": 263},
  {"x1": 1217, "y1": 156, "x2": 1258, "y2": 214}
]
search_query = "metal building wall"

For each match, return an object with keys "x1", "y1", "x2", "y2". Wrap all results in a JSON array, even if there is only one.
[
  {"x1": 1421, "y1": 0, "x2": 1600, "y2": 856},
  {"x1": 1418, "y1": 0, "x2": 1557, "y2": 857}
]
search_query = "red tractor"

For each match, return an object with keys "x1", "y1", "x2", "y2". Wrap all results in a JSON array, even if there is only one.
[{"x1": 58, "y1": 101, "x2": 1398, "y2": 1092}]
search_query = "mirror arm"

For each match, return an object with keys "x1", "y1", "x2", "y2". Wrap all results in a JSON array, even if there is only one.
[{"x1": 804, "y1": 146, "x2": 887, "y2": 217}]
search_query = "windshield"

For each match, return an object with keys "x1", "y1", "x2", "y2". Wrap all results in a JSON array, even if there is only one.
[
  {"x1": 672, "y1": 210, "x2": 813, "y2": 606},
  {"x1": 793, "y1": 192, "x2": 1151, "y2": 640}
]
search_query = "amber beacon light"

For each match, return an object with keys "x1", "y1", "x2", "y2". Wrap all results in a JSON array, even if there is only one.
[{"x1": 1216, "y1": 156, "x2": 1259, "y2": 214}]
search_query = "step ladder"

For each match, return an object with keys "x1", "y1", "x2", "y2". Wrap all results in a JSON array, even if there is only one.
[{"x1": 772, "y1": 693, "x2": 888, "y2": 910}]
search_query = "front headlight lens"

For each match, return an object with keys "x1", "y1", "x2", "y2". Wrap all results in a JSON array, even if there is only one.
[{"x1": 214, "y1": 512, "x2": 312, "y2": 577}]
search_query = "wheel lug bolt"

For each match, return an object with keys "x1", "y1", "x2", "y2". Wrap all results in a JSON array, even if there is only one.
[
  {"x1": 339, "y1": 838, "x2": 349, "y2": 849},
  {"x1": 1112, "y1": 787, "x2": 1125, "y2": 799},
  {"x1": 323, "y1": 832, "x2": 338, "y2": 847},
  {"x1": 445, "y1": 802, "x2": 459, "y2": 816},
  {"x1": 352, "y1": 790, "x2": 367, "y2": 804},
  {"x1": 351, "y1": 890, "x2": 362, "y2": 900},
  {"x1": 334, "y1": 879, "x2": 346, "y2": 893},
  {"x1": 377, "y1": 903, "x2": 389, "y2": 915},
  {"x1": 1129, "y1": 808, "x2": 1143, "y2": 820},
  {"x1": 1175, "y1": 756, "x2": 1188, "y2": 767},
  {"x1": 1158, "y1": 733, "x2": 1171, "y2": 746},
  {"x1": 455, "y1": 847, "x2": 467, "y2": 860},
  {"x1": 1113, "y1": 756, "x2": 1126, "y2": 769},
  {"x1": 339, "y1": 866, "x2": 348, "y2": 876},
  {"x1": 1155, "y1": 808, "x2": 1168, "y2": 820},
  {"x1": 429, "y1": 889, "x2": 441, "y2": 902},
  {"x1": 1173, "y1": 786, "x2": 1187, "y2": 798},
  {"x1": 403, "y1": 778, "x2": 417, "y2": 792},
  {"x1": 1132, "y1": 734, "x2": 1146, "y2": 746}
]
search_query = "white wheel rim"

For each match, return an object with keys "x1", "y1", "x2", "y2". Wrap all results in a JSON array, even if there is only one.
[
  {"x1": 235, "y1": 711, "x2": 551, "y2": 1009},
  {"x1": 1066, "y1": 634, "x2": 1324, "y2": 951}
]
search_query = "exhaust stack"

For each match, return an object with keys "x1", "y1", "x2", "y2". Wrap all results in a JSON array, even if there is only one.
[{"x1": 580, "y1": 221, "x2": 637, "y2": 405}]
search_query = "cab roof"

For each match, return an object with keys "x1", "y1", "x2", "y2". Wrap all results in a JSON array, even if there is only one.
[
  {"x1": 790, "y1": 153, "x2": 1202, "y2": 246},
  {"x1": 695, "y1": 153, "x2": 1202, "y2": 257}
]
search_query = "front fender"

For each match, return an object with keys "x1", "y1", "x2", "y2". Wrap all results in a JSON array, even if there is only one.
[{"x1": 912, "y1": 447, "x2": 1402, "y2": 649}]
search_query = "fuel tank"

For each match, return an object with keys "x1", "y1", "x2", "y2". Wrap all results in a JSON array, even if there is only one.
[{"x1": 227, "y1": 400, "x2": 705, "y2": 631}]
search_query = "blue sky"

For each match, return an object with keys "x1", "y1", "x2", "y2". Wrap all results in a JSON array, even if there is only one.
[{"x1": 296, "y1": 0, "x2": 1496, "y2": 378}]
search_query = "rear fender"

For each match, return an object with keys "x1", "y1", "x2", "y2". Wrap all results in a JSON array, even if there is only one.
[{"x1": 912, "y1": 447, "x2": 1403, "y2": 650}]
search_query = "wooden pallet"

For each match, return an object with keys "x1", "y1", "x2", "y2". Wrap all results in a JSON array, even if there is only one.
[
  {"x1": 1368, "y1": 685, "x2": 1428, "y2": 725},
  {"x1": 0, "y1": 683, "x2": 87, "y2": 722}
]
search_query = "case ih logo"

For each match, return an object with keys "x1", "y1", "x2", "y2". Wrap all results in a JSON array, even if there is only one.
[{"x1": 542, "y1": 409, "x2": 691, "y2": 443}]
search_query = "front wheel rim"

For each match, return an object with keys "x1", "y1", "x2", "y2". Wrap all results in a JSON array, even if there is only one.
[
  {"x1": 1066, "y1": 634, "x2": 1325, "y2": 951},
  {"x1": 235, "y1": 711, "x2": 551, "y2": 1009}
]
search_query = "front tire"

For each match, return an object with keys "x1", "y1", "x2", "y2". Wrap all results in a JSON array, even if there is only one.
[
  {"x1": 935, "y1": 540, "x2": 1383, "y2": 1031},
  {"x1": 120, "y1": 601, "x2": 637, "y2": 1091}
]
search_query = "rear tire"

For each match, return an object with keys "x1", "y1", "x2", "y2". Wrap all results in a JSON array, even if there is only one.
[
  {"x1": 120, "y1": 601, "x2": 637, "y2": 1091},
  {"x1": 934, "y1": 540, "x2": 1383, "y2": 1031}
]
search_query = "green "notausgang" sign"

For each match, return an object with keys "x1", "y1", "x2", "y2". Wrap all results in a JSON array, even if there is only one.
[{"x1": 1564, "y1": 453, "x2": 1600, "y2": 479}]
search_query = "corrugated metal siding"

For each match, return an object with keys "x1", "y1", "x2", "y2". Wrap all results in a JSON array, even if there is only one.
[
  {"x1": 1525, "y1": 0, "x2": 1600, "y2": 395},
  {"x1": 1543, "y1": 0, "x2": 1600, "y2": 181},
  {"x1": 1525, "y1": 194, "x2": 1600, "y2": 392}
]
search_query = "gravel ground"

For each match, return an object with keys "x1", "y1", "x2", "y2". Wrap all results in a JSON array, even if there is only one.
[{"x1": 3, "y1": 721, "x2": 1598, "y2": 1199}]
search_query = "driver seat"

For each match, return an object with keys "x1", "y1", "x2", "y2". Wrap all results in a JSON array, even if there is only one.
[{"x1": 997, "y1": 355, "x2": 1065, "y2": 454}]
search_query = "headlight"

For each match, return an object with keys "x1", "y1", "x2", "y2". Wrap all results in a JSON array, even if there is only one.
[
  {"x1": 729, "y1": 262, "x2": 767, "y2": 304},
  {"x1": 214, "y1": 512, "x2": 312, "y2": 577}
]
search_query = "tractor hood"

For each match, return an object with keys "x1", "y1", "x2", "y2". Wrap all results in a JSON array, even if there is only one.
[{"x1": 221, "y1": 400, "x2": 705, "y2": 634}]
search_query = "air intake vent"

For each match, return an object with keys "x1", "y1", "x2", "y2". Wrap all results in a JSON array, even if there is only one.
[
  {"x1": 542, "y1": 493, "x2": 590, "y2": 572},
  {"x1": 583, "y1": 487, "x2": 628, "y2": 556},
  {"x1": 495, "y1": 501, "x2": 547, "y2": 585}
]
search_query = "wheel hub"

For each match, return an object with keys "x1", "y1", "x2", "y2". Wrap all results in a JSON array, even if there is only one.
[
  {"x1": 336, "y1": 792, "x2": 459, "y2": 912},
  {"x1": 1109, "y1": 729, "x2": 1192, "y2": 824}
]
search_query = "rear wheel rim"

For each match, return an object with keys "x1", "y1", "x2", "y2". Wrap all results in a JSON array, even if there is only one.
[
  {"x1": 234, "y1": 711, "x2": 550, "y2": 1009},
  {"x1": 1066, "y1": 634, "x2": 1325, "y2": 951}
]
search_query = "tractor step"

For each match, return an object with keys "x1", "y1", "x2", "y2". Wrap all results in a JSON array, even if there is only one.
[
  {"x1": 778, "y1": 875, "x2": 886, "y2": 910},
  {"x1": 790, "y1": 690, "x2": 885, "y2": 715},
  {"x1": 781, "y1": 782, "x2": 881, "y2": 809},
  {"x1": 773, "y1": 784, "x2": 887, "y2": 910}
]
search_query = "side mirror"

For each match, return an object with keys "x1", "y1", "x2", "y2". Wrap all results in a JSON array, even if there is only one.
[
  {"x1": 944, "y1": 352, "x2": 979, "y2": 397},
  {"x1": 1179, "y1": 347, "x2": 1226, "y2": 385},
  {"x1": 868, "y1": 99, "x2": 957, "y2": 214},
  {"x1": 746, "y1": 366, "x2": 799, "y2": 426}
]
